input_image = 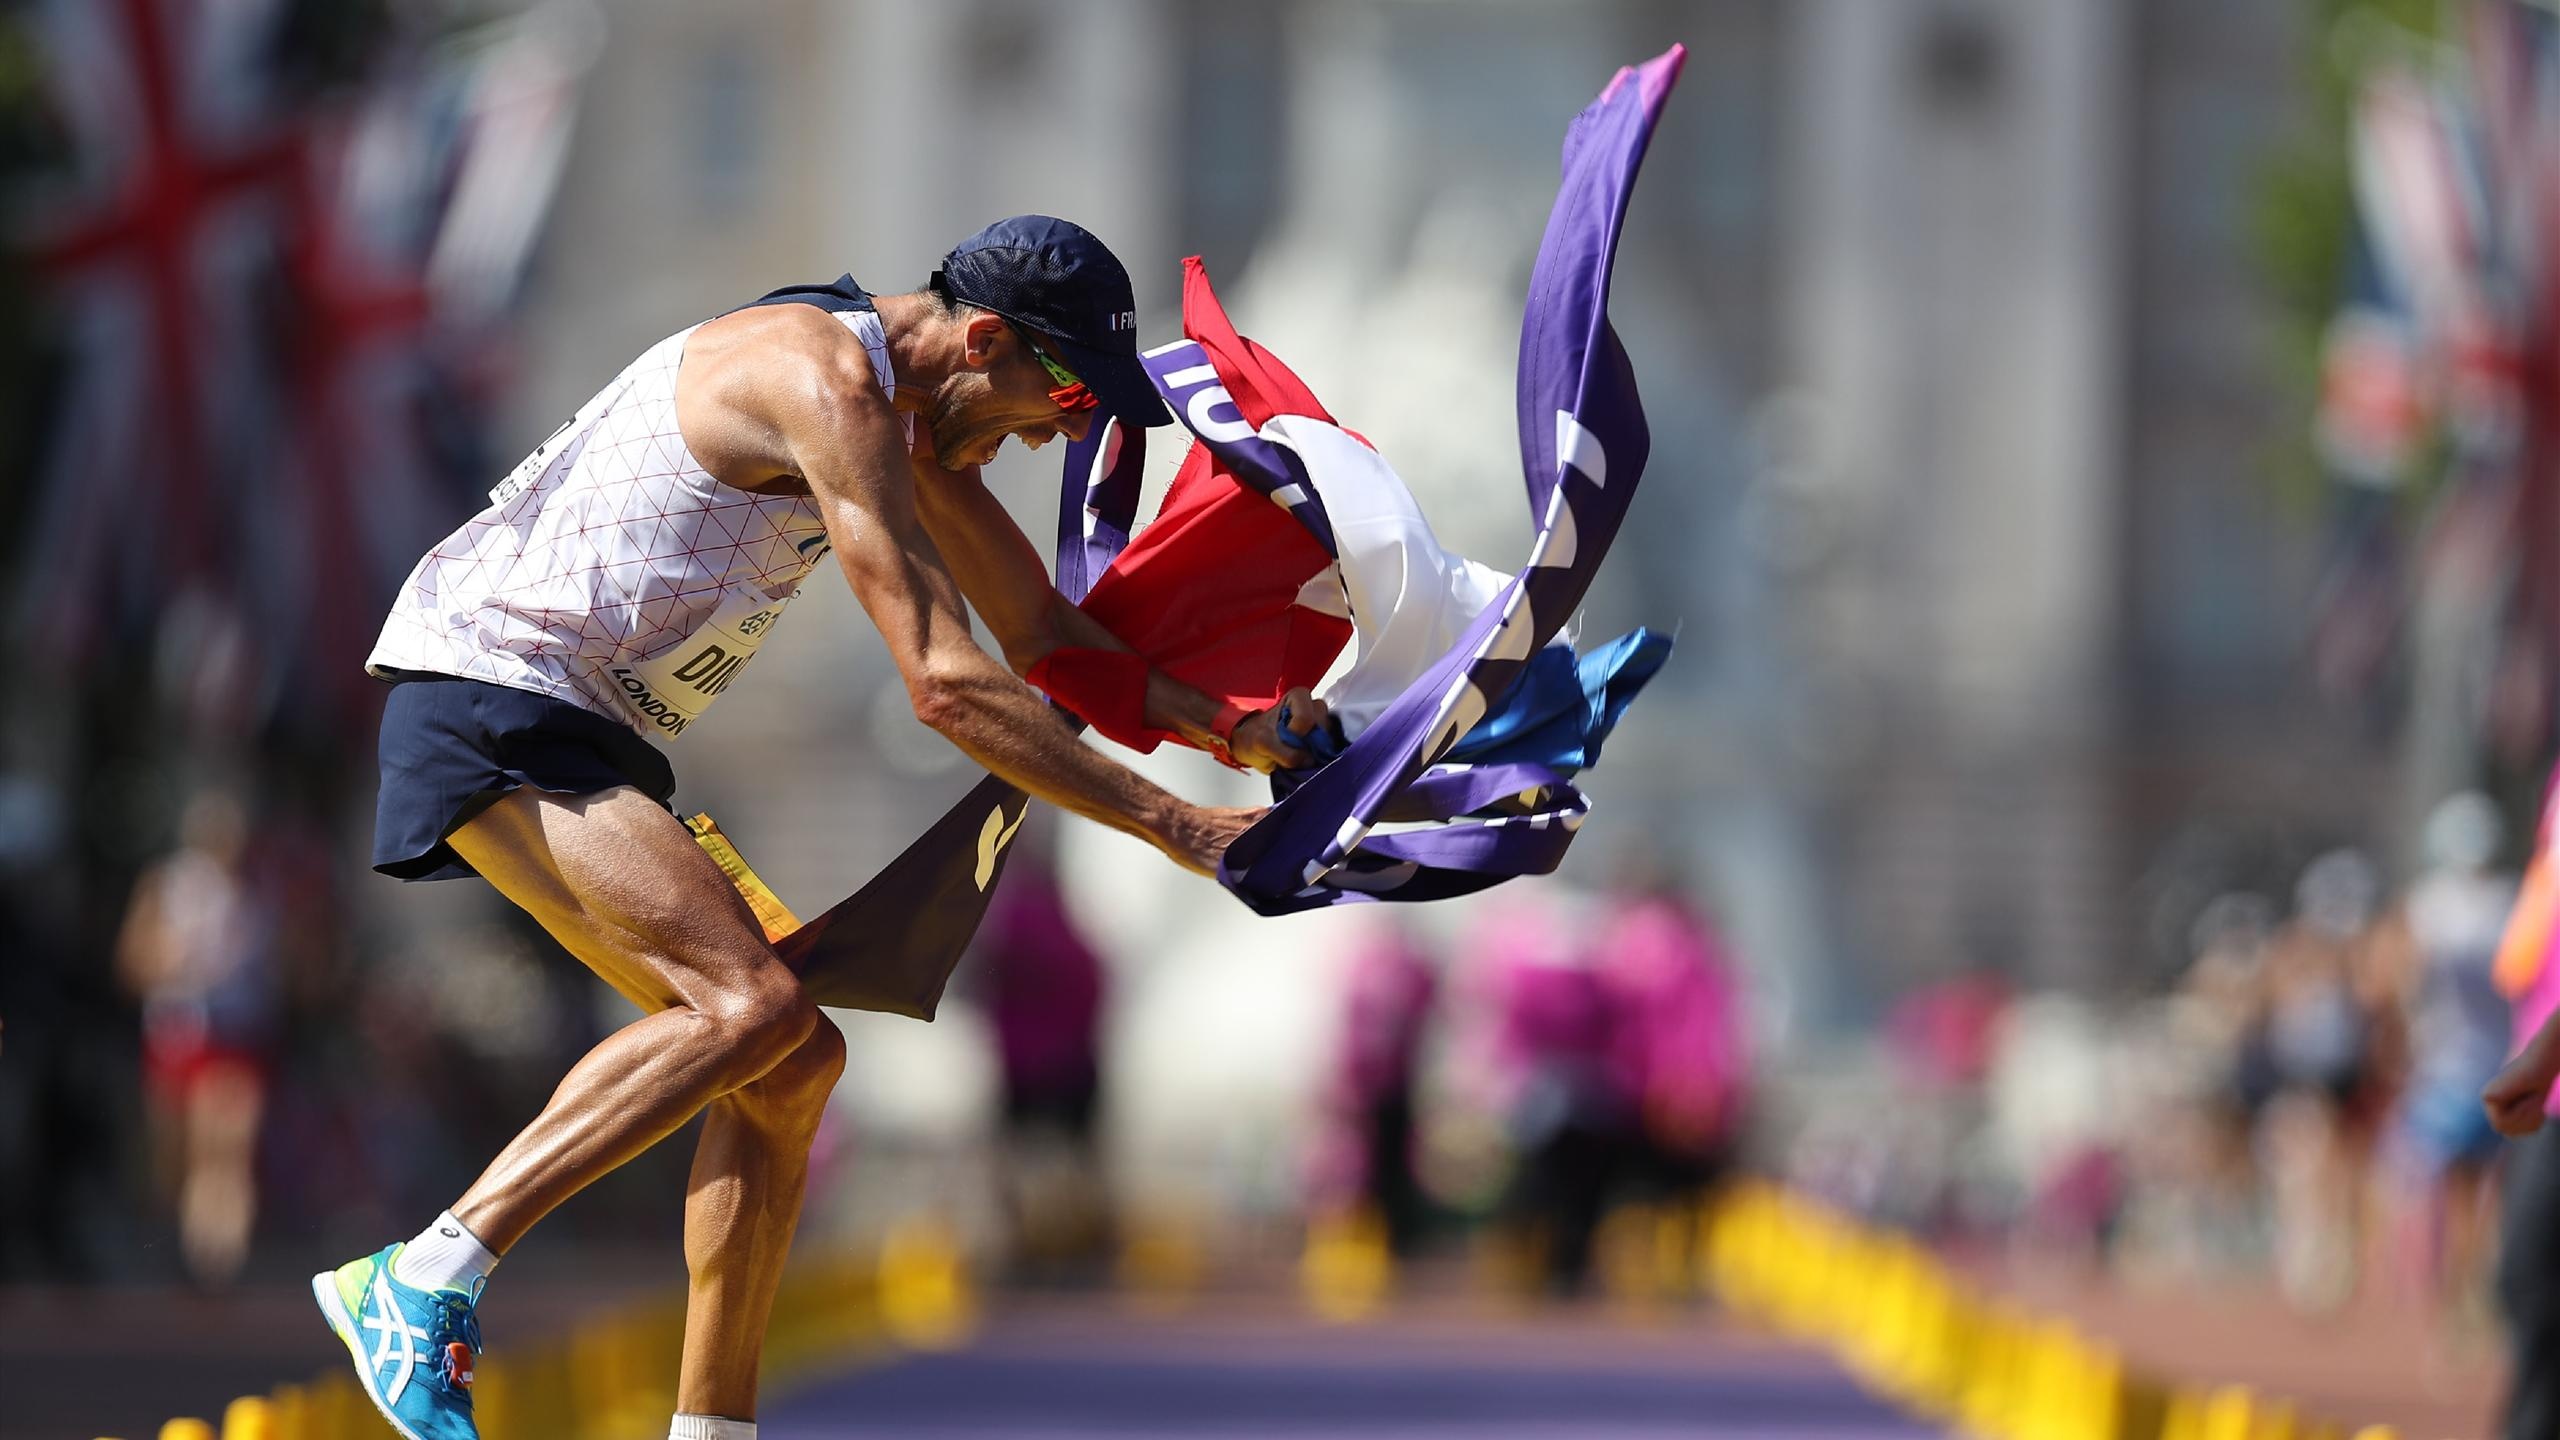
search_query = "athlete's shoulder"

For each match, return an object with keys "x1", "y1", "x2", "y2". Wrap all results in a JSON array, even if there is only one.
[
  {"x1": 677, "y1": 299, "x2": 898, "y2": 491},
  {"x1": 681, "y1": 304, "x2": 894, "y2": 449},
  {"x1": 690, "y1": 300, "x2": 880, "y2": 391}
]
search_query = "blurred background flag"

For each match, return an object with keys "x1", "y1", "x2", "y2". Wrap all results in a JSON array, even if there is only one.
[
  {"x1": 10, "y1": 0, "x2": 596, "y2": 737},
  {"x1": 2312, "y1": 0, "x2": 2560, "y2": 778}
]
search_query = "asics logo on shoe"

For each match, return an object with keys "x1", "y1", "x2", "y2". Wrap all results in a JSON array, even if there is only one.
[{"x1": 361, "y1": 1268, "x2": 434, "y2": 1404}]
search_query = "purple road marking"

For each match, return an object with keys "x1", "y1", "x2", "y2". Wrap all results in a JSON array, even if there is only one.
[{"x1": 764, "y1": 1316, "x2": 1945, "y2": 1439}]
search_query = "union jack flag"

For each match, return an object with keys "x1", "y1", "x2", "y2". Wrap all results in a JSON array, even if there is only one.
[
  {"x1": 8, "y1": 0, "x2": 594, "y2": 735},
  {"x1": 2316, "y1": 0, "x2": 2560, "y2": 758}
]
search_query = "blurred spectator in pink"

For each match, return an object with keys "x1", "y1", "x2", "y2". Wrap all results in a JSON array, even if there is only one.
[
  {"x1": 973, "y1": 839, "x2": 1111, "y2": 1276},
  {"x1": 1306, "y1": 924, "x2": 1440, "y2": 1254},
  {"x1": 113, "y1": 784, "x2": 281, "y2": 1287},
  {"x1": 1473, "y1": 898, "x2": 1628, "y2": 1294},
  {"x1": 1592, "y1": 885, "x2": 1751, "y2": 1209}
]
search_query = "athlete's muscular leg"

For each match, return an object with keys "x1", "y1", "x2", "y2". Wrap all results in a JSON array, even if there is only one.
[
  {"x1": 678, "y1": 1019, "x2": 845, "y2": 1417},
  {"x1": 447, "y1": 785, "x2": 848, "y2": 1419},
  {"x1": 441, "y1": 785, "x2": 819, "y2": 1253}
]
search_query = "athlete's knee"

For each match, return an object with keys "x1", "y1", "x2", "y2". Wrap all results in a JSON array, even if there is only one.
[
  {"x1": 699, "y1": 966, "x2": 819, "y2": 1083},
  {"x1": 762, "y1": 1015, "x2": 847, "y2": 1113},
  {"x1": 719, "y1": 1014, "x2": 843, "y2": 1138}
]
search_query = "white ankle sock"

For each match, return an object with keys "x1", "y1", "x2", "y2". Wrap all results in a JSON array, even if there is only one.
[
  {"x1": 390, "y1": 1210, "x2": 501, "y2": 1293},
  {"x1": 669, "y1": 1416, "x2": 755, "y2": 1440}
]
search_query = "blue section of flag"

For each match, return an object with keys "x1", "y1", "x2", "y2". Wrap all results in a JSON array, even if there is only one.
[{"x1": 1446, "y1": 628, "x2": 1671, "y2": 773}]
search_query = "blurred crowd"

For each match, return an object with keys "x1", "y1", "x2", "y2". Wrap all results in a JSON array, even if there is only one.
[
  {"x1": 1782, "y1": 789, "x2": 2546, "y2": 1370},
  {"x1": 961, "y1": 855, "x2": 1763, "y2": 1307},
  {"x1": 1299, "y1": 880, "x2": 1756, "y2": 1301}
]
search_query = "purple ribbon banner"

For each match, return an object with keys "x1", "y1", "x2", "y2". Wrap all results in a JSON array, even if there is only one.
[{"x1": 1214, "y1": 44, "x2": 1685, "y2": 914}]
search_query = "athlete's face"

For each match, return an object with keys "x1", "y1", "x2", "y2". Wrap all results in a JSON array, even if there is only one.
[{"x1": 923, "y1": 312, "x2": 1098, "y2": 471}]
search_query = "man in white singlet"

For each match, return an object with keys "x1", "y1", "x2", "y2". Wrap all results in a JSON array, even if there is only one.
[{"x1": 314, "y1": 217, "x2": 1325, "y2": 1440}]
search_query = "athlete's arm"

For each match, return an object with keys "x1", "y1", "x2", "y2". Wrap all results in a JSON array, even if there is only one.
[
  {"x1": 676, "y1": 309, "x2": 1251, "y2": 875},
  {"x1": 908, "y1": 447, "x2": 1326, "y2": 771},
  {"x1": 2486, "y1": 1007, "x2": 2560, "y2": 1137}
]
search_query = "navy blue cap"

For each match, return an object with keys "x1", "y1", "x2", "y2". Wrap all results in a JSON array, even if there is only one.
[{"x1": 934, "y1": 215, "x2": 1171, "y2": 427}]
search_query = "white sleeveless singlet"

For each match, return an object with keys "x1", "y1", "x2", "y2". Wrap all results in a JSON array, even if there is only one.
[{"x1": 366, "y1": 309, "x2": 897, "y2": 740}]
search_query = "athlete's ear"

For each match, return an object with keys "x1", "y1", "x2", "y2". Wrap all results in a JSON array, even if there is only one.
[{"x1": 960, "y1": 311, "x2": 1008, "y2": 371}]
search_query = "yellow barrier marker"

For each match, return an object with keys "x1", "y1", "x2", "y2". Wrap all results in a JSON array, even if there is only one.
[
  {"x1": 1831, "y1": 1228, "x2": 1869, "y2": 1340},
  {"x1": 1905, "y1": 1266, "x2": 1962, "y2": 1414},
  {"x1": 825, "y1": 1252, "x2": 883, "y2": 1349},
  {"x1": 570, "y1": 1316, "x2": 642, "y2": 1440},
  {"x1": 2118, "y1": 1375, "x2": 2178, "y2": 1440},
  {"x1": 468, "y1": 1355, "x2": 513, "y2": 1440},
  {"x1": 530, "y1": 1343, "x2": 586, "y2": 1440},
  {"x1": 319, "y1": 1372, "x2": 372, "y2": 1438},
  {"x1": 2011, "y1": 1322, "x2": 2064, "y2": 1440},
  {"x1": 2200, "y1": 1384, "x2": 2259, "y2": 1440},
  {"x1": 1300, "y1": 1207, "x2": 1391, "y2": 1323},
  {"x1": 1955, "y1": 1313, "x2": 1994, "y2": 1436},
  {"x1": 1988, "y1": 1308, "x2": 2044, "y2": 1440},
  {"x1": 1703, "y1": 1192, "x2": 1752, "y2": 1311},
  {"x1": 2159, "y1": 1387, "x2": 2205, "y2": 1440},
  {"x1": 879, "y1": 1216, "x2": 976, "y2": 1350},
  {"x1": 261, "y1": 1384, "x2": 307, "y2": 1440},
  {"x1": 1118, "y1": 1213, "x2": 1208, "y2": 1312},
  {"x1": 2078, "y1": 1339, "x2": 2128, "y2": 1440},
  {"x1": 217, "y1": 1396, "x2": 272, "y2": 1440},
  {"x1": 2006, "y1": 1312, "x2": 2055, "y2": 1440},
  {"x1": 1883, "y1": 1248, "x2": 1940, "y2": 1401},
  {"x1": 598, "y1": 1306, "x2": 682, "y2": 1440},
  {"x1": 1791, "y1": 1206, "x2": 1824, "y2": 1332},
  {"x1": 1592, "y1": 1201, "x2": 1660, "y2": 1311},
  {"x1": 156, "y1": 1422, "x2": 214, "y2": 1440},
  {"x1": 1651, "y1": 1201, "x2": 1694, "y2": 1302},
  {"x1": 1842, "y1": 1244, "x2": 1902, "y2": 1390}
]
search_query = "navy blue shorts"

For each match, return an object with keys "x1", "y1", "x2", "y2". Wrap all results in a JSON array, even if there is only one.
[{"x1": 372, "y1": 673, "x2": 677, "y2": 881}]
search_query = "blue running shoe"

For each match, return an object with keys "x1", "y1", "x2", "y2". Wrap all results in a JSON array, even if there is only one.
[{"x1": 312, "y1": 1244, "x2": 484, "y2": 1440}]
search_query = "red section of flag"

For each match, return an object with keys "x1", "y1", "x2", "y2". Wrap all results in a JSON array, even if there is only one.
[
  {"x1": 1025, "y1": 646, "x2": 1155, "y2": 751},
  {"x1": 1071, "y1": 260, "x2": 1353, "y2": 745}
]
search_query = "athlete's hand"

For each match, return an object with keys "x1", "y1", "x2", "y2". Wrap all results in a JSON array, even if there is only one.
[
  {"x1": 2484, "y1": 1038, "x2": 2560, "y2": 1137},
  {"x1": 1230, "y1": 687, "x2": 1330, "y2": 773},
  {"x1": 1160, "y1": 804, "x2": 1265, "y2": 878}
]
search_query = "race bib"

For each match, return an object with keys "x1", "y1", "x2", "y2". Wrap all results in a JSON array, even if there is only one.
[{"x1": 607, "y1": 584, "x2": 789, "y2": 740}]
